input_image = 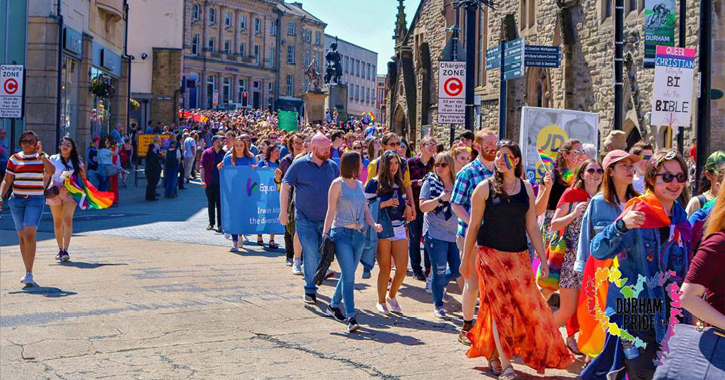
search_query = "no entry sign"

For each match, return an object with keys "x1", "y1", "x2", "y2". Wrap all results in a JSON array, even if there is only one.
[
  {"x1": 0, "y1": 65, "x2": 24, "y2": 118},
  {"x1": 438, "y1": 61, "x2": 466, "y2": 124}
]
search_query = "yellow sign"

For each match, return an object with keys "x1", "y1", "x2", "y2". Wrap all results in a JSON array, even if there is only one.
[
  {"x1": 535, "y1": 124, "x2": 568, "y2": 181},
  {"x1": 137, "y1": 134, "x2": 171, "y2": 157}
]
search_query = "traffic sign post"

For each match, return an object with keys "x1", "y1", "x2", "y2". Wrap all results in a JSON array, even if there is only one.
[{"x1": 438, "y1": 61, "x2": 466, "y2": 125}]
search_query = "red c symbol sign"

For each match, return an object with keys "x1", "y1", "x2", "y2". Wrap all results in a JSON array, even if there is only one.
[
  {"x1": 4, "y1": 79, "x2": 18, "y2": 94},
  {"x1": 444, "y1": 78, "x2": 462, "y2": 97}
]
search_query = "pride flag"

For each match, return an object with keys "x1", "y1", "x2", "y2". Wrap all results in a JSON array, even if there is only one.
[
  {"x1": 64, "y1": 176, "x2": 114, "y2": 210},
  {"x1": 367, "y1": 112, "x2": 375, "y2": 122}
]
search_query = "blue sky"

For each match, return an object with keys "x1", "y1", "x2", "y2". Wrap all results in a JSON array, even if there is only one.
[{"x1": 297, "y1": 0, "x2": 414, "y2": 75}]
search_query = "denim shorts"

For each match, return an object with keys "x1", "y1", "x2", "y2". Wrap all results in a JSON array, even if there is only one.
[{"x1": 8, "y1": 195, "x2": 45, "y2": 231}]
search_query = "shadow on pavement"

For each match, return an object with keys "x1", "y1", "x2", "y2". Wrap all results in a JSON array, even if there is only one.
[
  {"x1": 50, "y1": 262, "x2": 128, "y2": 269},
  {"x1": 8, "y1": 286, "x2": 77, "y2": 298}
]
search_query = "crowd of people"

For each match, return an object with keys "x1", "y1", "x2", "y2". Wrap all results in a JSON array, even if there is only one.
[{"x1": 2, "y1": 106, "x2": 724, "y2": 380}]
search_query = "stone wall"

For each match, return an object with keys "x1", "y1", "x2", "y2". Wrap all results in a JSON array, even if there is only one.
[
  {"x1": 151, "y1": 49, "x2": 183, "y2": 125},
  {"x1": 25, "y1": 16, "x2": 60, "y2": 147}
]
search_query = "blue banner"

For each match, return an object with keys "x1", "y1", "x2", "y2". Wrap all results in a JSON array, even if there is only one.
[{"x1": 220, "y1": 166, "x2": 285, "y2": 235}]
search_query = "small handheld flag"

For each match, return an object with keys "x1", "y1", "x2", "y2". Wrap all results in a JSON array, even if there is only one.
[{"x1": 537, "y1": 149, "x2": 555, "y2": 172}]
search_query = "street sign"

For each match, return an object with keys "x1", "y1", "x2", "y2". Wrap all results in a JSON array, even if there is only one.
[
  {"x1": 524, "y1": 45, "x2": 562, "y2": 68},
  {"x1": 438, "y1": 61, "x2": 466, "y2": 124},
  {"x1": 0, "y1": 65, "x2": 24, "y2": 118},
  {"x1": 485, "y1": 46, "x2": 501, "y2": 70},
  {"x1": 503, "y1": 38, "x2": 525, "y2": 80},
  {"x1": 651, "y1": 45, "x2": 696, "y2": 127}
]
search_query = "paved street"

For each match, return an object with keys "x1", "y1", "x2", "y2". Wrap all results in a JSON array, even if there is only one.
[{"x1": 1, "y1": 181, "x2": 584, "y2": 379}]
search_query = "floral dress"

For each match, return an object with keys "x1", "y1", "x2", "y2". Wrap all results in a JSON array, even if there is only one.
[{"x1": 559, "y1": 211, "x2": 584, "y2": 289}]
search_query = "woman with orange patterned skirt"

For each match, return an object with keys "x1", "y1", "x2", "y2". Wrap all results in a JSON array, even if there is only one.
[{"x1": 460, "y1": 141, "x2": 574, "y2": 379}]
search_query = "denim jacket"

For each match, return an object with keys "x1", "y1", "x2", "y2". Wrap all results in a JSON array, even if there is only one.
[
  {"x1": 589, "y1": 201, "x2": 690, "y2": 343},
  {"x1": 575, "y1": 194, "x2": 622, "y2": 273}
]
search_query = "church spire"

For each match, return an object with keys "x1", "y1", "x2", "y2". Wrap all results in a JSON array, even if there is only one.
[{"x1": 393, "y1": 0, "x2": 407, "y2": 44}]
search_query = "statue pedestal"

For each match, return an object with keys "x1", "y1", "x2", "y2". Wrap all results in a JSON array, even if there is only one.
[
  {"x1": 325, "y1": 84, "x2": 348, "y2": 125},
  {"x1": 302, "y1": 91, "x2": 328, "y2": 125}
]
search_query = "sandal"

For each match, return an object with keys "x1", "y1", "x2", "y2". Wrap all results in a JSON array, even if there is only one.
[
  {"x1": 489, "y1": 357, "x2": 503, "y2": 376},
  {"x1": 269, "y1": 241, "x2": 278, "y2": 250},
  {"x1": 498, "y1": 366, "x2": 520, "y2": 380},
  {"x1": 566, "y1": 336, "x2": 583, "y2": 356},
  {"x1": 257, "y1": 236, "x2": 265, "y2": 245}
]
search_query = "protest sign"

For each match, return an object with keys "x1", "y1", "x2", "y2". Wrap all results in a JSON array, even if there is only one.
[
  {"x1": 221, "y1": 166, "x2": 285, "y2": 235},
  {"x1": 278, "y1": 110, "x2": 298, "y2": 132}
]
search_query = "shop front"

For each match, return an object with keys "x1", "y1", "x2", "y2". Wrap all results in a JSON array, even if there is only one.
[
  {"x1": 90, "y1": 42, "x2": 122, "y2": 141},
  {"x1": 60, "y1": 26, "x2": 83, "y2": 142}
]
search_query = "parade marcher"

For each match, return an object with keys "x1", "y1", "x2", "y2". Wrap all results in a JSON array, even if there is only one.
[
  {"x1": 0, "y1": 131, "x2": 56, "y2": 286},
  {"x1": 200, "y1": 135, "x2": 225, "y2": 232},
  {"x1": 461, "y1": 141, "x2": 574, "y2": 379},
  {"x1": 86, "y1": 137, "x2": 101, "y2": 188},
  {"x1": 451, "y1": 147, "x2": 472, "y2": 172},
  {"x1": 583, "y1": 150, "x2": 692, "y2": 380},
  {"x1": 407, "y1": 136, "x2": 437, "y2": 281},
  {"x1": 688, "y1": 164, "x2": 724, "y2": 252},
  {"x1": 685, "y1": 150, "x2": 725, "y2": 216},
  {"x1": 365, "y1": 133, "x2": 415, "y2": 222},
  {"x1": 280, "y1": 133, "x2": 340, "y2": 304},
  {"x1": 329, "y1": 130, "x2": 345, "y2": 167},
  {"x1": 629, "y1": 141, "x2": 654, "y2": 193},
  {"x1": 97, "y1": 139, "x2": 116, "y2": 192},
  {"x1": 164, "y1": 140, "x2": 181, "y2": 198},
  {"x1": 322, "y1": 151, "x2": 382, "y2": 332},
  {"x1": 182, "y1": 132, "x2": 197, "y2": 183},
  {"x1": 221, "y1": 136, "x2": 256, "y2": 252},
  {"x1": 365, "y1": 150, "x2": 412, "y2": 314},
  {"x1": 536, "y1": 139, "x2": 586, "y2": 231},
  {"x1": 144, "y1": 142, "x2": 162, "y2": 202},
  {"x1": 419, "y1": 152, "x2": 462, "y2": 317},
  {"x1": 257, "y1": 143, "x2": 280, "y2": 249},
  {"x1": 450, "y1": 129, "x2": 497, "y2": 346},
  {"x1": 47, "y1": 136, "x2": 86, "y2": 262},
  {"x1": 278, "y1": 133, "x2": 304, "y2": 268}
]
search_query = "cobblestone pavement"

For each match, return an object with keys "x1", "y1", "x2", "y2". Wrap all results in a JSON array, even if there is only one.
[{"x1": 1, "y1": 181, "x2": 584, "y2": 379}]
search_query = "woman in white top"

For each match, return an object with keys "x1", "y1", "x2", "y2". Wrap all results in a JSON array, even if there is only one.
[
  {"x1": 47, "y1": 136, "x2": 86, "y2": 262},
  {"x1": 96, "y1": 139, "x2": 116, "y2": 192}
]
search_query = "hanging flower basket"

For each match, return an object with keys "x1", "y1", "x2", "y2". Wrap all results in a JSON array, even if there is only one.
[
  {"x1": 90, "y1": 77, "x2": 115, "y2": 98},
  {"x1": 129, "y1": 98, "x2": 140, "y2": 110}
]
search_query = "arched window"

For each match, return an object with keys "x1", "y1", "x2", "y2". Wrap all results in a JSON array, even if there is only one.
[{"x1": 527, "y1": 67, "x2": 551, "y2": 108}]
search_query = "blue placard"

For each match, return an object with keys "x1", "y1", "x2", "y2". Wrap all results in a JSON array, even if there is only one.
[{"x1": 221, "y1": 166, "x2": 285, "y2": 235}]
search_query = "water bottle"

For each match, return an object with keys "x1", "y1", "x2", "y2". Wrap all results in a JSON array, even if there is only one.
[{"x1": 622, "y1": 340, "x2": 640, "y2": 360}]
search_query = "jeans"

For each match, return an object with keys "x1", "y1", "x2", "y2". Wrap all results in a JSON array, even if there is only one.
[
  {"x1": 205, "y1": 184, "x2": 221, "y2": 227},
  {"x1": 296, "y1": 217, "x2": 324, "y2": 295},
  {"x1": 408, "y1": 212, "x2": 430, "y2": 275},
  {"x1": 330, "y1": 227, "x2": 365, "y2": 317},
  {"x1": 97, "y1": 173, "x2": 111, "y2": 192},
  {"x1": 164, "y1": 166, "x2": 179, "y2": 197},
  {"x1": 145, "y1": 170, "x2": 160, "y2": 200},
  {"x1": 425, "y1": 234, "x2": 461, "y2": 308},
  {"x1": 183, "y1": 156, "x2": 195, "y2": 180},
  {"x1": 87, "y1": 169, "x2": 100, "y2": 188},
  {"x1": 8, "y1": 195, "x2": 45, "y2": 231}
]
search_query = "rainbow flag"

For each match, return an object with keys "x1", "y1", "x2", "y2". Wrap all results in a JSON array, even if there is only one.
[
  {"x1": 538, "y1": 149, "x2": 555, "y2": 166},
  {"x1": 64, "y1": 176, "x2": 114, "y2": 210}
]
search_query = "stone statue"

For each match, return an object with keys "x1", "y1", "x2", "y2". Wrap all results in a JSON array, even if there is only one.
[
  {"x1": 305, "y1": 57, "x2": 322, "y2": 93},
  {"x1": 324, "y1": 38, "x2": 342, "y2": 85}
]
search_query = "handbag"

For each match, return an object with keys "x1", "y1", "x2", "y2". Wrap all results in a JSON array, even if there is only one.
[
  {"x1": 653, "y1": 323, "x2": 725, "y2": 380},
  {"x1": 99, "y1": 163, "x2": 118, "y2": 177},
  {"x1": 44, "y1": 183, "x2": 60, "y2": 199}
]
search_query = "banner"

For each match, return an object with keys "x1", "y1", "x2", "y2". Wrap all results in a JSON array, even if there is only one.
[
  {"x1": 519, "y1": 107, "x2": 599, "y2": 183},
  {"x1": 278, "y1": 110, "x2": 298, "y2": 132},
  {"x1": 644, "y1": 0, "x2": 676, "y2": 68},
  {"x1": 136, "y1": 134, "x2": 171, "y2": 157},
  {"x1": 220, "y1": 166, "x2": 285, "y2": 235}
]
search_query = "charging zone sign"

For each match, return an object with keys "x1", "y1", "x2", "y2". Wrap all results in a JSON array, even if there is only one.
[
  {"x1": 438, "y1": 61, "x2": 466, "y2": 124},
  {"x1": 0, "y1": 65, "x2": 24, "y2": 118}
]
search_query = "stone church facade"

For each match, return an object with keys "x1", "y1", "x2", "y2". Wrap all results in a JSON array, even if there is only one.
[{"x1": 386, "y1": 0, "x2": 725, "y2": 155}]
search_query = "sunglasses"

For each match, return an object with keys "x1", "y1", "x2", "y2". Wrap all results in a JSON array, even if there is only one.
[
  {"x1": 20, "y1": 139, "x2": 37, "y2": 145},
  {"x1": 60, "y1": 141, "x2": 73, "y2": 147},
  {"x1": 435, "y1": 162, "x2": 449, "y2": 168},
  {"x1": 586, "y1": 168, "x2": 605, "y2": 174},
  {"x1": 384, "y1": 150, "x2": 399, "y2": 157},
  {"x1": 496, "y1": 139, "x2": 513, "y2": 147},
  {"x1": 656, "y1": 172, "x2": 687, "y2": 183},
  {"x1": 572, "y1": 149, "x2": 585, "y2": 155},
  {"x1": 387, "y1": 142, "x2": 401, "y2": 147}
]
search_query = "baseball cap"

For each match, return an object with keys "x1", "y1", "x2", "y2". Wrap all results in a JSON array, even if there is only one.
[
  {"x1": 705, "y1": 150, "x2": 725, "y2": 171},
  {"x1": 602, "y1": 149, "x2": 641, "y2": 170},
  {"x1": 212, "y1": 135, "x2": 225, "y2": 143}
]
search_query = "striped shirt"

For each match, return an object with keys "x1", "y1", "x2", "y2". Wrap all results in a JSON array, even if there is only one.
[{"x1": 6, "y1": 152, "x2": 46, "y2": 196}]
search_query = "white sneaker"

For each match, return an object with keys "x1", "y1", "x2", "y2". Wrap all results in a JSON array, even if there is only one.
[
  {"x1": 434, "y1": 306, "x2": 446, "y2": 318},
  {"x1": 224, "y1": 233, "x2": 231, "y2": 240},
  {"x1": 230, "y1": 245, "x2": 239, "y2": 253},
  {"x1": 376, "y1": 302, "x2": 390, "y2": 314},
  {"x1": 292, "y1": 258, "x2": 303, "y2": 275},
  {"x1": 425, "y1": 274, "x2": 432, "y2": 294},
  {"x1": 386, "y1": 296, "x2": 402, "y2": 313},
  {"x1": 20, "y1": 272, "x2": 36, "y2": 287}
]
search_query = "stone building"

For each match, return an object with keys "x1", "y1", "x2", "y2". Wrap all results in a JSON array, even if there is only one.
[
  {"x1": 386, "y1": 0, "x2": 725, "y2": 156},
  {"x1": 376, "y1": 74, "x2": 388, "y2": 125},
  {"x1": 3, "y1": 0, "x2": 130, "y2": 154},
  {"x1": 180, "y1": 0, "x2": 325, "y2": 113},
  {"x1": 323, "y1": 34, "x2": 378, "y2": 119}
]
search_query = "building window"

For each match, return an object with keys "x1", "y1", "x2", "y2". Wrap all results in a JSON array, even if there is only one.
[
  {"x1": 602, "y1": 0, "x2": 612, "y2": 20},
  {"x1": 344, "y1": 56, "x2": 349, "y2": 73},
  {"x1": 367, "y1": 63, "x2": 371, "y2": 80},
  {"x1": 253, "y1": 81, "x2": 260, "y2": 90},
  {"x1": 208, "y1": 7, "x2": 216, "y2": 24},
  {"x1": 315, "y1": 32, "x2": 321, "y2": 45},
  {"x1": 269, "y1": 48, "x2": 275, "y2": 68},
  {"x1": 627, "y1": 0, "x2": 637, "y2": 14},
  {"x1": 192, "y1": 34, "x2": 199, "y2": 55},
  {"x1": 270, "y1": 20, "x2": 276, "y2": 35},
  {"x1": 206, "y1": 75, "x2": 216, "y2": 107},
  {"x1": 349, "y1": 87, "x2": 353, "y2": 100},
  {"x1": 224, "y1": 11, "x2": 231, "y2": 27},
  {"x1": 268, "y1": 82, "x2": 274, "y2": 93},
  {"x1": 238, "y1": 79, "x2": 246, "y2": 101},
  {"x1": 239, "y1": 43, "x2": 246, "y2": 57},
  {"x1": 240, "y1": 15, "x2": 246, "y2": 30},
  {"x1": 254, "y1": 45, "x2": 260, "y2": 65},
  {"x1": 288, "y1": 22, "x2": 296, "y2": 36},
  {"x1": 192, "y1": 4, "x2": 200, "y2": 21},
  {"x1": 286, "y1": 74, "x2": 294, "y2": 96},
  {"x1": 356, "y1": 60, "x2": 361, "y2": 77},
  {"x1": 287, "y1": 45, "x2": 295, "y2": 64},
  {"x1": 223, "y1": 77, "x2": 231, "y2": 104},
  {"x1": 224, "y1": 40, "x2": 230, "y2": 54},
  {"x1": 255, "y1": 18, "x2": 261, "y2": 34},
  {"x1": 305, "y1": 50, "x2": 311, "y2": 67},
  {"x1": 315, "y1": 53, "x2": 320, "y2": 70},
  {"x1": 372, "y1": 65, "x2": 376, "y2": 77},
  {"x1": 305, "y1": 30, "x2": 312, "y2": 43},
  {"x1": 208, "y1": 37, "x2": 215, "y2": 52}
]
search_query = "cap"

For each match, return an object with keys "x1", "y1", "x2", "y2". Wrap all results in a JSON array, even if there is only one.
[
  {"x1": 705, "y1": 150, "x2": 725, "y2": 171},
  {"x1": 604, "y1": 130, "x2": 627, "y2": 151},
  {"x1": 212, "y1": 135, "x2": 225, "y2": 143},
  {"x1": 602, "y1": 149, "x2": 641, "y2": 170}
]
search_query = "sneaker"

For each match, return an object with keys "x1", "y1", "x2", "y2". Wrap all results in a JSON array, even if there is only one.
[
  {"x1": 224, "y1": 233, "x2": 231, "y2": 240},
  {"x1": 230, "y1": 245, "x2": 239, "y2": 253},
  {"x1": 326, "y1": 305, "x2": 346, "y2": 322},
  {"x1": 20, "y1": 272, "x2": 36, "y2": 287},
  {"x1": 386, "y1": 296, "x2": 402, "y2": 313},
  {"x1": 206, "y1": 225, "x2": 214, "y2": 230},
  {"x1": 376, "y1": 302, "x2": 390, "y2": 314},
  {"x1": 55, "y1": 249, "x2": 64, "y2": 261},
  {"x1": 425, "y1": 274, "x2": 432, "y2": 294},
  {"x1": 303, "y1": 293, "x2": 317, "y2": 304},
  {"x1": 347, "y1": 317, "x2": 360, "y2": 332},
  {"x1": 285, "y1": 257, "x2": 294, "y2": 266},
  {"x1": 292, "y1": 259, "x2": 303, "y2": 275},
  {"x1": 362, "y1": 269, "x2": 371, "y2": 279},
  {"x1": 61, "y1": 249, "x2": 70, "y2": 262},
  {"x1": 434, "y1": 306, "x2": 446, "y2": 318},
  {"x1": 325, "y1": 269, "x2": 335, "y2": 279},
  {"x1": 215, "y1": 227, "x2": 222, "y2": 233},
  {"x1": 414, "y1": 272, "x2": 426, "y2": 281}
]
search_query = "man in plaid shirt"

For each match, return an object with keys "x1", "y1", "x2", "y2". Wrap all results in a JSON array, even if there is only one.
[{"x1": 450, "y1": 128, "x2": 498, "y2": 346}]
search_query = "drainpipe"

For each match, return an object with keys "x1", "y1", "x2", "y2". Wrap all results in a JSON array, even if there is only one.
[
  {"x1": 124, "y1": 0, "x2": 130, "y2": 133},
  {"x1": 55, "y1": 0, "x2": 64, "y2": 152}
]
